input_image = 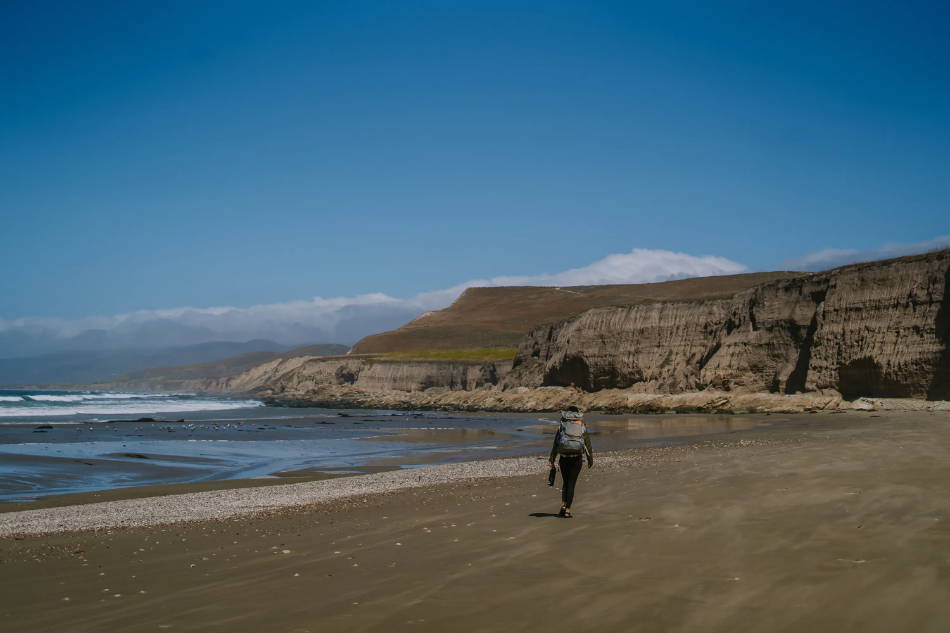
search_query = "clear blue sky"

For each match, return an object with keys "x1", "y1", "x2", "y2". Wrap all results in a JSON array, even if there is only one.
[{"x1": 2, "y1": 0, "x2": 949, "y2": 320}]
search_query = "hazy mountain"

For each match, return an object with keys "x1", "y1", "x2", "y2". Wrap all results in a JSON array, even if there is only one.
[
  {"x1": 0, "y1": 340, "x2": 296, "y2": 386},
  {"x1": 113, "y1": 343, "x2": 350, "y2": 385},
  {"x1": 0, "y1": 308, "x2": 421, "y2": 360},
  {"x1": 0, "y1": 321, "x2": 221, "y2": 359}
]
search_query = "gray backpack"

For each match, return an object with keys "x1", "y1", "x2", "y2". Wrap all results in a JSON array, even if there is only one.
[{"x1": 557, "y1": 421, "x2": 586, "y2": 455}]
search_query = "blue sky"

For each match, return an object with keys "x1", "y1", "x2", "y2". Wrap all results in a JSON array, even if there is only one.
[{"x1": 2, "y1": 1, "x2": 949, "y2": 338}]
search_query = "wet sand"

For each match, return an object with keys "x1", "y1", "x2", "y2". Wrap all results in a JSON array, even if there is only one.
[
  {"x1": 0, "y1": 470, "x2": 352, "y2": 514},
  {"x1": 358, "y1": 427, "x2": 520, "y2": 443},
  {"x1": 2, "y1": 411, "x2": 949, "y2": 632}
]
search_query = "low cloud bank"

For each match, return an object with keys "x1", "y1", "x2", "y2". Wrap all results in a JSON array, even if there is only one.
[
  {"x1": 783, "y1": 235, "x2": 950, "y2": 272},
  {"x1": 0, "y1": 248, "x2": 745, "y2": 357}
]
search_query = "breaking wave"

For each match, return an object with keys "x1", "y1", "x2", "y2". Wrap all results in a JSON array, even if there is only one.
[{"x1": 0, "y1": 390, "x2": 263, "y2": 419}]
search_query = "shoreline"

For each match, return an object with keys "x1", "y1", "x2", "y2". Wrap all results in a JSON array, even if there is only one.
[
  {"x1": 0, "y1": 407, "x2": 550, "y2": 506},
  {"x1": 0, "y1": 452, "x2": 633, "y2": 537},
  {"x1": 11, "y1": 382, "x2": 950, "y2": 416},
  {"x1": 0, "y1": 409, "x2": 825, "y2": 528},
  {"x1": 0, "y1": 409, "x2": 914, "y2": 537},
  {"x1": 0, "y1": 406, "x2": 788, "y2": 510}
]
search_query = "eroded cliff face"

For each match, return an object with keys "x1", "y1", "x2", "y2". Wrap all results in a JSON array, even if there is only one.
[
  {"x1": 511, "y1": 250, "x2": 950, "y2": 398},
  {"x1": 189, "y1": 251, "x2": 949, "y2": 407},
  {"x1": 806, "y1": 256, "x2": 950, "y2": 399},
  {"x1": 211, "y1": 356, "x2": 511, "y2": 396},
  {"x1": 506, "y1": 300, "x2": 732, "y2": 392}
]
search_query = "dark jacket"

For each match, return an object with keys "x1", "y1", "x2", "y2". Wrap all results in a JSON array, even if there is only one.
[{"x1": 550, "y1": 421, "x2": 593, "y2": 467}]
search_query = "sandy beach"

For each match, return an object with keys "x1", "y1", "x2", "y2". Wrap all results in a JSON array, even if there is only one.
[{"x1": 2, "y1": 410, "x2": 949, "y2": 632}]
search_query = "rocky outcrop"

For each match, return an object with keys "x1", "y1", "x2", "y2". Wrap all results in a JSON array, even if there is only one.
[
  {"x1": 207, "y1": 355, "x2": 511, "y2": 396},
  {"x1": 262, "y1": 383, "x2": 950, "y2": 414},
  {"x1": 353, "y1": 360, "x2": 510, "y2": 392},
  {"x1": 510, "y1": 250, "x2": 950, "y2": 399}
]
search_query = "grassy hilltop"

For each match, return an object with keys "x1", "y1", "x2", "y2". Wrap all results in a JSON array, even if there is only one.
[{"x1": 351, "y1": 272, "x2": 800, "y2": 358}]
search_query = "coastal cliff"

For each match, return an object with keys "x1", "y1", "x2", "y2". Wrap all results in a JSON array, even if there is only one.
[
  {"x1": 510, "y1": 249, "x2": 950, "y2": 399},
  {"x1": 211, "y1": 355, "x2": 510, "y2": 395},
  {"x1": 178, "y1": 250, "x2": 949, "y2": 412},
  {"x1": 351, "y1": 272, "x2": 798, "y2": 353}
]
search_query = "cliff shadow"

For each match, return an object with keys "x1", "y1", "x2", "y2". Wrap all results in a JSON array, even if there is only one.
[
  {"x1": 335, "y1": 365, "x2": 359, "y2": 385},
  {"x1": 927, "y1": 264, "x2": 950, "y2": 400},
  {"x1": 785, "y1": 289, "x2": 827, "y2": 394},
  {"x1": 839, "y1": 357, "x2": 913, "y2": 400},
  {"x1": 544, "y1": 355, "x2": 638, "y2": 392},
  {"x1": 543, "y1": 355, "x2": 594, "y2": 391}
]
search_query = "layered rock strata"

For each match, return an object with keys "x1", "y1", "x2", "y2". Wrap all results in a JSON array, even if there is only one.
[
  {"x1": 213, "y1": 356, "x2": 510, "y2": 395},
  {"x1": 510, "y1": 250, "x2": 950, "y2": 399}
]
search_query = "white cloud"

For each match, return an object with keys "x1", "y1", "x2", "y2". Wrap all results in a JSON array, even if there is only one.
[
  {"x1": 411, "y1": 248, "x2": 746, "y2": 308},
  {"x1": 0, "y1": 248, "x2": 746, "y2": 355},
  {"x1": 783, "y1": 235, "x2": 950, "y2": 272}
]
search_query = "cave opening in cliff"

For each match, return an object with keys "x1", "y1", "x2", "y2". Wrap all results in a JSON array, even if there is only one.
[
  {"x1": 838, "y1": 357, "x2": 913, "y2": 400},
  {"x1": 545, "y1": 356, "x2": 595, "y2": 391}
]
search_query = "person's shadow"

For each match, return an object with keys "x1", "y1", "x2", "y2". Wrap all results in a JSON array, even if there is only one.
[{"x1": 529, "y1": 512, "x2": 562, "y2": 518}]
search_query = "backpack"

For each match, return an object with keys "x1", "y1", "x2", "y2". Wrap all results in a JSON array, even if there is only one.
[{"x1": 557, "y1": 420, "x2": 587, "y2": 455}]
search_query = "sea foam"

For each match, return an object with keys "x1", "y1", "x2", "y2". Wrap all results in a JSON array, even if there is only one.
[{"x1": 0, "y1": 397, "x2": 263, "y2": 418}]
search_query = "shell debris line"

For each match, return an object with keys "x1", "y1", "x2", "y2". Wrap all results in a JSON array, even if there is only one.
[{"x1": 0, "y1": 454, "x2": 635, "y2": 537}]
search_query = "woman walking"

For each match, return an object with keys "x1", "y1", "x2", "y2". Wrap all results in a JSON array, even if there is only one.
[{"x1": 549, "y1": 406, "x2": 593, "y2": 518}]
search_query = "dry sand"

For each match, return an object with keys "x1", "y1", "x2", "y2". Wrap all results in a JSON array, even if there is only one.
[{"x1": 2, "y1": 411, "x2": 949, "y2": 632}]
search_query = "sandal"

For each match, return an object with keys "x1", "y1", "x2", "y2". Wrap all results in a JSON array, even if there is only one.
[
  {"x1": 564, "y1": 509, "x2": 573, "y2": 518},
  {"x1": 558, "y1": 506, "x2": 567, "y2": 517}
]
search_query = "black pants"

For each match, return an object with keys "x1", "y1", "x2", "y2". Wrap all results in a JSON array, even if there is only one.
[{"x1": 559, "y1": 455, "x2": 583, "y2": 507}]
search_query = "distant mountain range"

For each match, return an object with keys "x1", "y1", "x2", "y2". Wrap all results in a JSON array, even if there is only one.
[
  {"x1": 109, "y1": 343, "x2": 349, "y2": 386},
  {"x1": 0, "y1": 340, "x2": 348, "y2": 387},
  {"x1": 0, "y1": 304, "x2": 423, "y2": 359}
]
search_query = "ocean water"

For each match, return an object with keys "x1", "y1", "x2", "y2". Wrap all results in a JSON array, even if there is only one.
[
  {"x1": 0, "y1": 389, "x2": 263, "y2": 420},
  {"x1": 0, "y1": 390, "x2": 770, "y2": 503},
  {"x1": 0, "y1": 389, "x2": 553, "y2": 502}
]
